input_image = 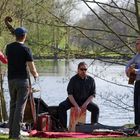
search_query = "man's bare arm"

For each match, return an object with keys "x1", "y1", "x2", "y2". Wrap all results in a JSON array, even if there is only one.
[
  {"x1": 27, "y1": 61, "x2": 39, "y2": 78},
  {"x1": 68, "y1": 95, "x2": 81, "y2": 113},
  {"x1": 68, "y1": 95, "x2": 79, "y2": 107}
]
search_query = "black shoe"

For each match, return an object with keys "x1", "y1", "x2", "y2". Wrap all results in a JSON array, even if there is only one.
[
  {"x1": 129, "y1": 125, "x2": 140, "y2": 136},
  {"x1": 133, "y1": 125, "x2": 139, "y2": 131}
]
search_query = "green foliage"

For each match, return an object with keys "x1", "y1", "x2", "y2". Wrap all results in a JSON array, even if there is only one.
[
  {"x1": 0, "y1": 37, "x2": 5, "y2": 50},
  {"x1": 0, "y1": 0, "x2": 140, "y2": 60},
  {"x1": 0, "y1": 0, "x2": 78, "y2": 58}
]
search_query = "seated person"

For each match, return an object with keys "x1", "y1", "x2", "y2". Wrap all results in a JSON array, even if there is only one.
[{"x1": 58, "y1": 62, "x2": 99, "y2": 130}]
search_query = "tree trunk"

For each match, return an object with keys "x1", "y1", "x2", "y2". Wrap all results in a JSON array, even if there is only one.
[{"x1": 0, "y1": 65, "x2": 8, "y2": 122}]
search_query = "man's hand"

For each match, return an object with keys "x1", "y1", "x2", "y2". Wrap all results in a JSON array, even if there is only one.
[
  {"x1": 127, "y1": 66, "x2": 136, "y2": 77},
  {"x1": 34, "y1": 73, "x2": 39, "y2": 81},
  {"x1": 81, "y1": 103, "x2": 88, "y2": 113},
  {"x1": 81, "y1": 95, "x2": 94, "y2": 113},
  {"x1": 74, "y1": 105, "x2": 81, "y2": 116}
]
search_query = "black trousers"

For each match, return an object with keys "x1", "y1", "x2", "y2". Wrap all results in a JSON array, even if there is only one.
[
  {"x1": 134, "y1": 81, "x2": 140, "y2": 125},
  {"x1": 58, "y1": 99, "x2": 99, "y2": 128}
]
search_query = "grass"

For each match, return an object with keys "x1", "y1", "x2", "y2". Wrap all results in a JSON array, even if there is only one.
[{"x1": 1, "y1": 135, "x2": 140, "y2": 140}]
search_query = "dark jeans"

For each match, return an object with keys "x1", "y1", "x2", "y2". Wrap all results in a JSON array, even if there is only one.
[
  {"x1": 8, "y1": 79, "x2": 29, "y2": 138},
  {"x1": 134, "y1": 81, "x2": 140, "y2": 125},
  {"x1": 58, "y1": 98, "x2": 99, "y2": 128}
]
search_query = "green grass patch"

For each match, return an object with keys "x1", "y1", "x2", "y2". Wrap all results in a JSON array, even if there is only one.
[{"x1": 1, "y1": 134, "x2": 140, "y2": 140}]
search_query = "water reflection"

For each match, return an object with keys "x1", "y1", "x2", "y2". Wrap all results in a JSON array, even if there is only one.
[
  {"x1": 35, "y1": 59, "x2": 71, "y2": 76},
  {"x1": 35, "y1": 59, "x2": 96, "y2": 76}
]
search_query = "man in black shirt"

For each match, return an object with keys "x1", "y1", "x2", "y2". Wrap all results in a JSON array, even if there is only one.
[
  {"x1": 58, "y1": 62, "x2": 99, "y2": 130},
  {"x1": 6, "y1": 27, "x2": 38, "y2": 139}
]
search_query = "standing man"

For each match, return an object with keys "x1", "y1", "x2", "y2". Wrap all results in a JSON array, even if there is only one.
[
  {"x1": 6, "y1": 27, "x2": 38, "y2": 139},
  {"x1": 125, "y1": 38, "x2": 140, "y2": 134},
  {"x1": 58, "y1": 62, "x2": 99, "y2": 130}
]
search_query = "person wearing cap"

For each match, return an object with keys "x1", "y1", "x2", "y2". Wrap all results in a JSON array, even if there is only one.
[
  {"x1": 5, "y1": 27, "x2": 38, "y2": 139},
  {"x1": 125, "y1": 38, "x2": 140, "y2": 134},
  {"x1": 58, "y1": 62, "x2": 99, "y2": 131}
]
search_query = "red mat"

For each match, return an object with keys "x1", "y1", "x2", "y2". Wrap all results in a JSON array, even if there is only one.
[{"x1": 29, "y1": 130, "x2": 128, "y2": 138}]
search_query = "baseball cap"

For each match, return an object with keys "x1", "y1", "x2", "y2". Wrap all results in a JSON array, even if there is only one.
[{"x1": 14, "y1": 27, "x2": 28, "y2": 37}]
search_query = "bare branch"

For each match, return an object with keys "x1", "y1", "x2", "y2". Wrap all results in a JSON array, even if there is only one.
[
  {"x1": 111, "y1": 0, "x2": 135, "y2": 28},
  {"x1": 134, "y1": 0, "x2": 140, "y2": 32},
  {"x1": 83, "y1": 0, "x2": 135, "y2": 14},
  {"x1": 95, "y1": 2, "x2": 139, "y2": 33},
  {"x1": 82, "y1": 0, "x2": 136, "y2": 54},
  {"x1": 26, "y1": 18, "x2": 137, "y2": 39}
]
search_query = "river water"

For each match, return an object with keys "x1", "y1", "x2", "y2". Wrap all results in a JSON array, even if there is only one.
[{"x1": 4, "y1": 59, "x2": 134, "y2": 127}]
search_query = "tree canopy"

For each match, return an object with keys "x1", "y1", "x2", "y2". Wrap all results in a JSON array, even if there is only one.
[{"x1": 0, "y1": 0, "x2": 139, "y2": 62}]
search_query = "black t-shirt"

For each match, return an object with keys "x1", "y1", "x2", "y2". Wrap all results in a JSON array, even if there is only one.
[
  {"x1": 67, "y1": 74, "x2": 96, "y2": 105},
  {"x1": 6, "y1": 42, "x2": 33, "y2": 80}
]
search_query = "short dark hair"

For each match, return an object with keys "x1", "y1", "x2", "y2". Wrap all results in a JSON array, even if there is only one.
[
  {"x1": 16, "y1": 35, "x2": 26, "y2": 41},
  {"x1": 78, "y1": 62, "x2": 87, "y2": 69}
]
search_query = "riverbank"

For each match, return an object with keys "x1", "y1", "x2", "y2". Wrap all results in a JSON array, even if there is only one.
[{"x1": 33, "y1": 54, "x2": 130, "y2": 61}]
